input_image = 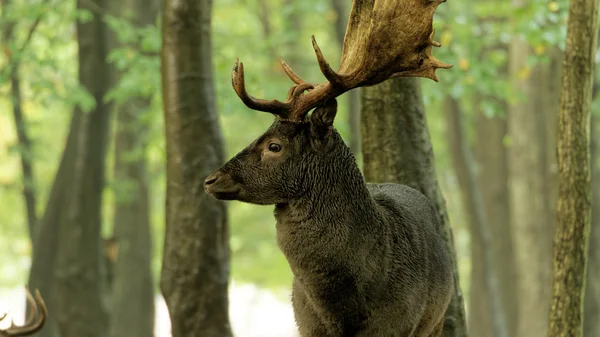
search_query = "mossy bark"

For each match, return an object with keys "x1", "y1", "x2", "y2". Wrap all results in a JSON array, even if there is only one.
[{"x1": 547, "y1": 0, "x2": 599, "y2": 335}]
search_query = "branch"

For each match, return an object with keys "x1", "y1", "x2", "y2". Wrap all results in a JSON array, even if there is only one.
[{"x1": 2, "y1": 1, "x2": 47, "y2": 78}]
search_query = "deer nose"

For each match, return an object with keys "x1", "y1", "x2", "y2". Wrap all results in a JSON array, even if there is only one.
[{"x1": 204, "y1": 172, "x2": 222, "y2": 186}]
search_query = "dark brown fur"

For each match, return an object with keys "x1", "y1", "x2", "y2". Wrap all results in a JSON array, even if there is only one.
[{"x1": 205, "y1": 100, "x2": 453, "y2": 336}]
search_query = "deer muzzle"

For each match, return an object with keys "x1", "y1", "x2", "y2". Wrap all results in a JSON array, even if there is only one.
[{"x1": 204, "y1": 170, "x2": 241, "y2": 200}]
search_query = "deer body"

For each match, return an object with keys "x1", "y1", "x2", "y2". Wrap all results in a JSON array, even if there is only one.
[
  {"x1": 205, "y1": 115, "x2": 452, "y2": 336},
  {"x1": 278, "y1": 179, "x2": 452, "y2": 336},
  {"x1": 272, "y1": 130, "x2": 452, "y2": 337},
  {"x1": 205, "y1": 1, "x2": 454, "y2": 335}
]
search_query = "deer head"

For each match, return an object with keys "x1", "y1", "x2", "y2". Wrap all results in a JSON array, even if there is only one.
[
  {"x1": 0, "y1": 289, "x2": 47, "y2": 337},
  {"x1": 204, "y1": 0, "x2": 451, "y2": 204}
]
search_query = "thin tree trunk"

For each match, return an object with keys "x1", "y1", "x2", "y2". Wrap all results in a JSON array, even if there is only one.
[
  {"x1": 361, "y1": 78, "x2": 468, "y2": 337},
  {"x1": 9, "y1": 73, "x2": 37, "y2": 238},
  {"x1": 508, "y1": 7, "x2": 555, "y2": 336},
  {"x1": 473, "y1": 107, "x2": 518, "y2": 337},
  {"x1": 256, "y1": 0, "x2": 277, "y2": 61},
  {"x1": 107, "y1": 1, "x2": 158, "y2": 337},
  {"x1": 547, "y1": 0, "x2": 599, "y2": 334},
  {"x1": 160, "y1": 0, "x2": 232, "y2": 335},
  {"x1": 53, "y1": 0, "x2": 113, "y2": 335},
  {"x1": 1, "y1": 0, "x2": 39, "y2": 241},
  {"x1": 444, "y1": 96, "x2": 507, "y2": 337},
  {"x1": 282, "y1": 0, "x2": 302, "y2": 69},
  {"x1": 585, "y1": 90, "x2": 600, "y2": 337},
  {"x1": 470, "y1": 0, "x2": 519, "y2": 331},
  {"x1": 109, "y1": 97, "x2": 155, "y2": 337},
  {"x1": 331, "y1": 0, "x2": 361, "y2": 156}
]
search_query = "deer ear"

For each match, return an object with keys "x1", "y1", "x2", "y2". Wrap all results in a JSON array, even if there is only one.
[{"x1": 309, "y1": 98, "x2": 338, "y2": 133}]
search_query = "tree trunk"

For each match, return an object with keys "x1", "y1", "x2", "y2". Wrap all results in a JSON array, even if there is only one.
[
  {"x1": 585, "y1": 97, "x2": 600, "y2": 337},
  {"x1": 444, "y1": 96, "x2": 508, "y2": 337},
  {"x1": 547, "y1": 0, "x2": 599, "y2": 334},
  {"x1": 160, "y1": 0, "x2": 232, "y2": 336},
  {"x1": 28, "y1": 111, "x2": 83, "y2": 337},
  {"x1": 508, "y1": 8, "x2": 556, "y2": 336},
  {"x1": 361, "y1": 78, "x2": 468, "y2": 337},
  {"x1": 331, "y1": 0, "x2": 361, "y2": 156},
  {"x1": 109, "y1": 102, "x2": 155, "y2": 337},
  {"x1": 1, "y1": 0, "x2": 39, "y2": 241},
  {"x1": 53, "y1": 0, "x2": 113, "y2": 336},
  {"x1": 473, "y1": 107, "x2": 518, "y2": 337},
  {"x1": 107, "y1": 1, "x2": 158, "y2": 337},
  {"x1": 469, "y1": 1, "x2": 519, "y2": 332},
  {"x1": 282, "y1": 0, "x2": 302, "y2": 68}
]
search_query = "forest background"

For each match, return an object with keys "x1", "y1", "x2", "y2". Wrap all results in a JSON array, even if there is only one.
[{"x1": 0, "y1": 0, "x2": 598, "y2": 336}]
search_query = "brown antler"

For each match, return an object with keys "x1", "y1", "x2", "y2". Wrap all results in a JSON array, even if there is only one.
[
  {"x1": 232, "y1": 0, "x2": 452, "y2": 121},
  {"x1": 0, "y1": 289, "x2": 47, "y2": 337}
]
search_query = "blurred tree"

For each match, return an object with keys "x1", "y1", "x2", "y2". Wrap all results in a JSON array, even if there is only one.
[
  {"x1": 53, "y1": 0, "x2": 114, "y2": 335},
  {"x1": 508, "y1": 2, "x2": 561, "y2": 336},
  {"x1": 444, "y1": 96, "x2": 507, "y2": 337},
  {"x1": 26, "y1": 77, "x2": 80, "y2": 337},
  {"x1": 547, "y1": 0, "x2": 598, "y2": 333},
  {"x1": 0, "y1": 0, "x2": 40, "y2": 241},
  {"x1": 256, "y1": 0, "x2": 277, "y2": 60},
  {"x1": 469, "y1": 4, "x2": 518, "y2": 336},
  {"x1": 24, "y1": 3, "x2": 101, "y2": 337},
  {"x1": 585, "y1": 85, "x2": 600, "y2": 337},
  {"x1": 160, "y1": 0, "x2": 232, "y2": 335},
  {"x1": 361, "y1": 78, "x2": 468, "y2": 337},
  {"x1": 106, "y1": 0, "x2": 159, "y2": 336},
  {"x1": 282, "y1": 0, "x2": 302, "y2": 68},
  {"x1": 330, "y1": 0, "x2": 360, "y2": 156}
]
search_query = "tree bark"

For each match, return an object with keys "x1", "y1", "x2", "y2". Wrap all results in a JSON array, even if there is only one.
[
  {"x1": 53, "y1": 0, "x2": 113, "y2": 336},
  {"x1": 508, "y1": 8, "x2": 557, "y2": 336},
  {"x1": 331, "y1": 0, "x2": 361, "y2": 156},
  {"x1": 444, "y1": 96, "x2": 508, "y2": 337},
  {"x1": 547, "y1": 0, "x2": 599, "y2": 334},
  {"x1": 107, "y1": 1, "x2": 158, "y2": 337},
  {"x1": 585, "y1": 94, "x2": 600, "y2": 337},
  {"x1": 160, "y1": 0, "x2": 232, "y2": 336},
  {"x1": 361, "y1": 78, "x2": 468, "y2": 337}
]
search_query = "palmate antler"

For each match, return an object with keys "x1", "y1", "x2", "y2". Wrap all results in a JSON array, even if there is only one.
[
  {"x1": 232, "y1": 0, "x2": 452, "y2": 120},
  {"x1": 0, "y1": 289, "x2": 47, "y2": 337}
]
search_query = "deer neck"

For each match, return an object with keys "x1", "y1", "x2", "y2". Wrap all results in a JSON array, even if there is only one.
[{"x1": 274, "y1": 142, "x2": 380, "y2": 229}]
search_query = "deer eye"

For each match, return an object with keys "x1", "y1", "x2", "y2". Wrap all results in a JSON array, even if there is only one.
[{"x1": 268, "y1": 143, "x2": 282, "y2": 152}]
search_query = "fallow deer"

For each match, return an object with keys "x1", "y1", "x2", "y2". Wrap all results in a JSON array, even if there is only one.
[
  {"x1": 0, "y1": 289, "x2": 47, "y2": 337},
  {"x1": 205, "y1": 0, "x2": 454, "y2": 335}
]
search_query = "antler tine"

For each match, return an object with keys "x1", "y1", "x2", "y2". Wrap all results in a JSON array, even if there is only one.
[
  {"x1": 231, "y1": 59, "x2": 290, "y2": 117},
  {"x1": 279, "y1": 58, "x2": 306, "y2": 85},
  {"x1": 311, "y1": 36, "x2": 347, "y2": 88},
  {"x1": 391, "y1": 29, "x2": 452, "y2": 82},
  {"x1": 0, "y1": 289, "x2": 47, "y2": 337}
]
